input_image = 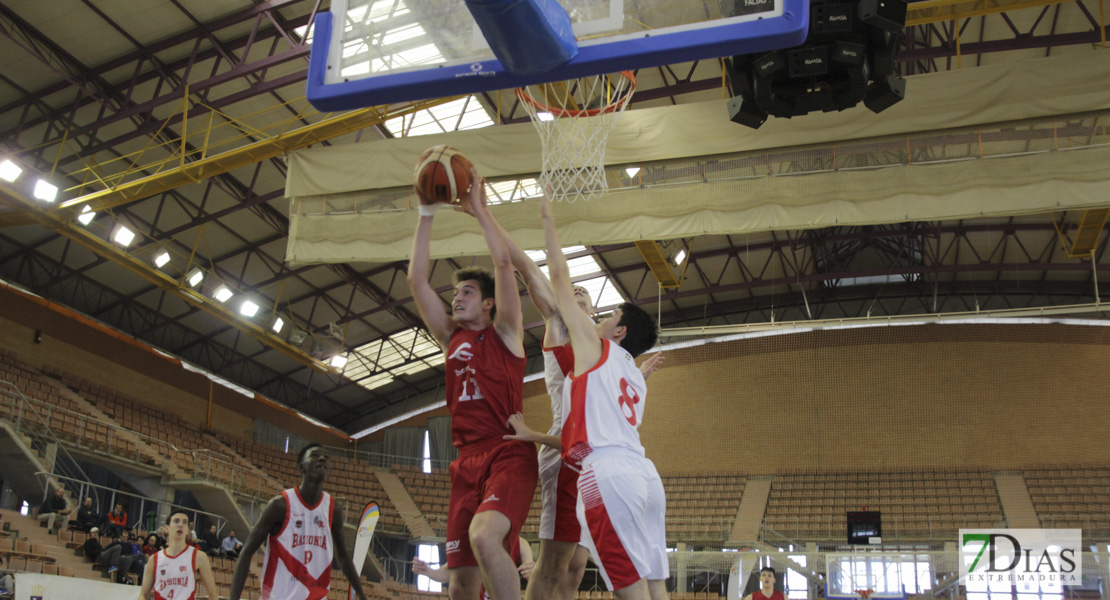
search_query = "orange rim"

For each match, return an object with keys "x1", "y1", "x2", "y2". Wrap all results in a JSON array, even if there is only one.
[{"x1": 514, "y1": 71, "x2": 636, "y2": 118}]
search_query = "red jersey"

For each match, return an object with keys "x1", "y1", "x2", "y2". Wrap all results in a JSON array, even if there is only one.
[
  {"x1": 754, "y1": 590, "x2": 785, "y2": 600},
  {"x1": 445, "y1": 325, "x2": 527, "y2": 447}
]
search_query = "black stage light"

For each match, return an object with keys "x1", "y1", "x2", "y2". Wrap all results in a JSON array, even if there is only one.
[{"x1": 726, "y1": 0, "x2": 907, "y2": 128}]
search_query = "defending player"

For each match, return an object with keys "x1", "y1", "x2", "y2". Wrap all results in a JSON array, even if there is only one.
[
  {"x1": 138, "y1": 510, "x2": 217, "y2": 600},
  {"x1": 407, "y1": 169, "x2": 538, "y2": 600},
  {"x1": 537, "y1": 192, "x2": 666, "y2": 600},
  {"x1": 229, "y1": 444, "x2": 367, "y2": 600}
]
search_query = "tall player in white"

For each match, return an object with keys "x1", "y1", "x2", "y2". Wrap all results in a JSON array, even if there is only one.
[
  {"x1": 537, "y1": 193, "x2": 667, "y2": 600},
  {"x1": 138, "y1": 510, "x2": 217, "y2": 600},
  {"x1": 482, "y1": 205, "x2": 663, "y2": 600},
  {"x1": 230, "y1": 444, "x2": 367, "y2": 600}
]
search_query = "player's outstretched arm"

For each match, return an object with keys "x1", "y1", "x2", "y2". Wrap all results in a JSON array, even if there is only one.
[
  {"x1": 640, "y1": 353, "x2": 665, "y2": 380},
  {"x1": 196, "y1": 551, "x2": 218, "y2": 600},
  {"x1": 230, "y1": 495, "x2": 286, "y2": 600},
  {"x1": 459, "y1": 170, "x2": 524, "y2": 357},
  {"x1": 503, "y1": 413, "x2": 561, "y2": 449},
  {"x1": 332, "y1": 504, "x2": 368, "y2": 600},
  {"x1": 137, "y1": 557, "x2": 155, "y2": 599},
  {"x1": 412, "y1": 558, "x2": 450, "y2": 584},
  {"x1": 407, "y1": 199, "x2": 456, "y2": 350},
  {"x1": 539, "y1": 193, "x2": 602, "y2": 374}
]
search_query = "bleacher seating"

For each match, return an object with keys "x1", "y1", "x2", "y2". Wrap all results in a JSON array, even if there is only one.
[
  {"x1": 663, "y1": 473, "x2": 746, "y2": 544},
  {"x1": 393, "y1": 465, "x2": 450, "y2": 537},
  {"x1": 1024, "y1": 467, "x2": 1110, "y2": 535},
  {"x1": 763, "y1": 469, "x2": 1005, "y2": 540}
]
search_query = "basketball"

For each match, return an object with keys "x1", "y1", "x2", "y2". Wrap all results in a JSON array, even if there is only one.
[{"x1": 414, "y1": 145, "x2": 474, "y2": 205}]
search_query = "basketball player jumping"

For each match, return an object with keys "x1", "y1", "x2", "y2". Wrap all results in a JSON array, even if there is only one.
[
  {"x1": 138, "y1": 510, "x2": 217, "y2": 600},
  {"x1": 229, "y1": 443, "x2": 367, "y2": 600},
  {"x1": 408, "y1": 170, "x2": 538, "y2": 600},
  {"x1": 475, "y1": 196, "x2": 663, "y2": 600},
  {"x1": 536, "y1": 191, "x2": 667, "y2": 600}
]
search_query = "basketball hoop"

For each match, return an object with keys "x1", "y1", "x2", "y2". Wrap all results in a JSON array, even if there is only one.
[{"x1": 515, "y1": 71, "x2": 636, "y2": 202}]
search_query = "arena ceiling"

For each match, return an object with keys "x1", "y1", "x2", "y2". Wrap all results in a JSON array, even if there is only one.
[{"x1": 0, "y1": 0, "x2": 1107, "y2": 434}]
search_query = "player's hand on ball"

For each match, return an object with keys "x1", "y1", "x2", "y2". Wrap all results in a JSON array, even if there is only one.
[
  {"x1": 640, "y1": 353, "x2": 664, "y2": 380},
  {"x1": 456, "y1": 169, "x2": 487, "y2": 216},
  {"x1": 518, "y1": 560, "x2": 535, "y2": 580}
]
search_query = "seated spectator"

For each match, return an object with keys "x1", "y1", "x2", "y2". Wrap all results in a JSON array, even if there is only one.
[
  {"x1": 221, "y1": 529, "x2": 243, "y2": 559},
  {"x1": 105, "y1": 503, "x2": 129, "y2": 538},
  {"x1": 0, "y1": 555, "x2": 14, "y2": 596},
  {"x1": 142, "y1": 534, "x2": 160, "y2": 557},
  {"x1": 200, "y1": 524, "x2": 222, "y2": 557},
  {"x1": 76, "y1": 497, "x2": 101, "y2": 532},
  {"x1": 38, "y1": 486, "x2": 72, "y2": 532},
  {"x1": 83, "y1": 527, "x2": 133, "y2": 584},
  {"x1": 154, "y1": 525, "x2": 168, "y2": 550},
  {"x1": 185, "y1": 531, "x2": 201, "y2": 550},
  {"x1": 188, "y1": 520, "x2": 197, "y2": 540},
  {"x1": 112, "y1": 533, "x2": 146, "y2": 584}
]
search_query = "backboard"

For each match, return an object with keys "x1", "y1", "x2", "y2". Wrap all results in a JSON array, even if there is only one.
[
  {"x1": 306, "y1": 0, "x2": 810, "y2": 111},
  {"x1": 826, "y1": 553, "x2": 909, "y2": 600}
]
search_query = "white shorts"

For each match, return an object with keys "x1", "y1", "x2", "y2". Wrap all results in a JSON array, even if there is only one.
[
  {"x1": 576, "y1": 449, "x2": 668, "y2": 591},
  {"x1": 538, "y1": 443, "x2": 582, "y2": 542}
]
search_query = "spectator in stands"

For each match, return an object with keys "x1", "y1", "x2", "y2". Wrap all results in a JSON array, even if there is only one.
[
  {"x1": 201, "y1": 524, "x2": 222, "y2": 557},
  {"x1": 221, "y1": 529, "x2": 243, "y2": 560},
  {"x1": 76, "y1": 496, "x2": 101, "y2": 532},
  {"x1": 37, "y1": 486, "x2": 72, "y2": 532},
  {"x1": 83, "y1": 527, "x2": 133, "y2": 584},
  {"x1": 154, "y1": 525, "x2": 168, "y2": 549},
  {"x1": 105, "y1": 503, "x2": 129, "y2": 537},
  {"x1": 112, "y1": 533, "x2": 146, "y2": 583},
  {"x1": 142, "y1": 534, "x2": 160, "y2": 557},
  {"x1": 188, "y1": 520, "x2": 198, "y2": 540},
  {"x1": 0, "y1": 555, "x2": 14, "y2": 596}
]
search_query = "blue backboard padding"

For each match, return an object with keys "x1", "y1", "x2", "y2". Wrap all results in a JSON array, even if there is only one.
[
  {"x1": 306, "y1": 3, "x2": 810, "y2": 112},
  {"x1": 466, "y1": 0, "x2": 578, "y2": 75}
]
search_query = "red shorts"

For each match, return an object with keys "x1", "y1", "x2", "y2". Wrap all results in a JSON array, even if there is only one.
[
  {"x1": 538, "y1": 444, "x2": 581, "y2": 543},
  {"x1": 446, "y1": 438, "x2": 538, "y2": 568}
]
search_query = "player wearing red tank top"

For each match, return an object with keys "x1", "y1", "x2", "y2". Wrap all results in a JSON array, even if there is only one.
[
  {"x1": 139, "y1": 510, "x2": 217, "y2": 600},
  {"x1": 408, "y1": 169, "x2": 538, "y2": 600},
  {"x1": 229, "y1": 444, "x2": 367, "y2": 600},
  {"x1": 743, "y1": 567, "x2": 786, "y2": 600}
]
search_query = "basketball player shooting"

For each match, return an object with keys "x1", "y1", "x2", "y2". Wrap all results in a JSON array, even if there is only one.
[
  {"x1": 138, "y1": 510, "x2": 217, "y2": 600},
  {"x1": 537, "y1": 193, "x2": 667, "y2": 600},
  {"x1": 407, "y1": 167, "x2": 538, "y2": 600},
  {"x1": 229, "y1": 444, "x2": 367, "y2": 600}
]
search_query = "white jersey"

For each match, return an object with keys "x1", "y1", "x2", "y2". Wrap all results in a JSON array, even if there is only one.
[
  {"x1": 153, "y1": 545, "x2": 197, "y2": 600},
  {"x1": 561, "y1": 340, "x2": 647, "y2": 466},
  {"x1": 542, "y1": 341, "x2": 575, "y2": 435},
  {"x1": 260, "y1": 488, "x2": 335, "y2": 600}
]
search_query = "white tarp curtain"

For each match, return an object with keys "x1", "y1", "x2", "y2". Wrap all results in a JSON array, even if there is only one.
[
  {"x1": 286, "y1": 49, "x2": 1110, "y2": 264},
  {"x1": 16, "y1": 572, "x2": 122, "y2": 600}
]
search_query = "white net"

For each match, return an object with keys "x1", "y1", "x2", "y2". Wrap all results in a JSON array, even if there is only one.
[{"x1": 514, "y1": 72, "x2": 635, "y2": 202}]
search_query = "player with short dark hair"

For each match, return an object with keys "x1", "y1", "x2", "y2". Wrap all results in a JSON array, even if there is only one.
[
  {"x1": 229, "y1": 444, "x2": 367, "y2": 600},
  {"x1": 537, "y1": 191, "x2": 665, "y2": 600},
  {"x1": 407, "y1": 169, "x2": 538, "y2": 600},
  {"x1": 138, "y1": 509, "x2": 217, "y2": 600},
  {"x1": 742, "y1": 567, "x2": 784, "y2": 600}
]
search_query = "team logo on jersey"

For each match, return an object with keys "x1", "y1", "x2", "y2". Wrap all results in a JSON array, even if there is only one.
[
  {"x1": 449, "y1": 342, "x2": 474, "y2": 361},
  {"x1": 446, "y1": 540, "x2": 461, "y2": 554},
  {"x1": 295, "y1": 518, "x2": 304, "y2": 528},
  {"x1": 314, "y1": 516, "x2": 324, "y2": 527},
  {"x1": 180, "y1": 565, "x2": 187, "y2": 572},
  {"x1": 160, "y1": 569, "x2": 166, "y2": 576}
]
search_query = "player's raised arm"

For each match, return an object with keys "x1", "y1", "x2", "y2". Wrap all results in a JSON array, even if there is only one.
[
  {"x1": 230, "y1": 494, "x2": 286, "y2": 600},
  {"x1": 331, "y1": 504, "x2": 368, "y2": 600},
  {"x1": 407, "y1": 196, "x2": 456, "y2": 350},
  {"x1": 539, "y1": 193, "x2": 602, "y2": 374},
  {"x1": 458, "y1": 170, "x2": 525, "y2": 357}
]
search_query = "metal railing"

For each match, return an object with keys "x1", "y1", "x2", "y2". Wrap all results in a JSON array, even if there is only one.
[
  {"x1": 37, "y1": 472, "x2": 228, "y2": 535},
  {"x1": 0, "y1": 379, "x2": 176, "y2": 468},
  {"x1": 0, "y1": 380, "x2": 93, "y2": 500},
  {"x1": 187, "y1": 449, "x2": 280, "y2": 501}
]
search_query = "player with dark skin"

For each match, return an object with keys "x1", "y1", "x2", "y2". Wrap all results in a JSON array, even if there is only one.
[{"x1": 229, "y1": 446, "x2": 367, "y2": 600}]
